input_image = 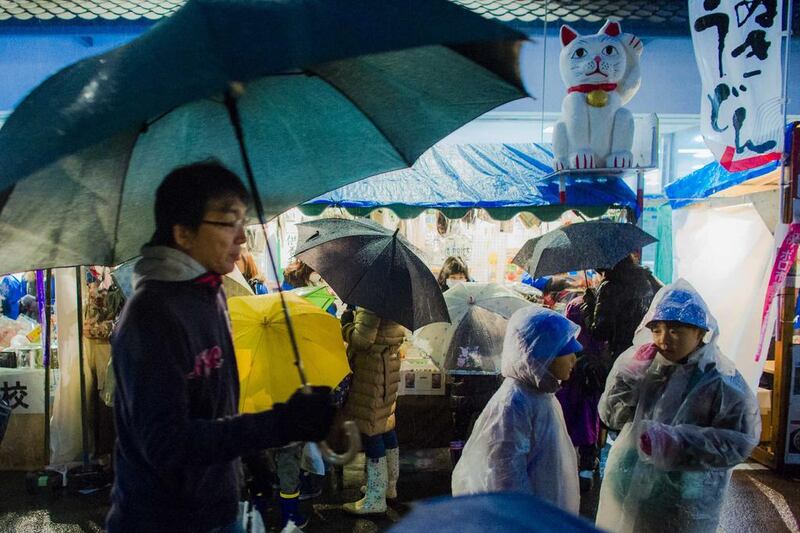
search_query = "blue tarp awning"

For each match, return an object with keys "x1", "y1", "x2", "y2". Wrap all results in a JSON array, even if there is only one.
[
  {"x1": 664, "y1": 160, "x2": 779, "y2": 208},
  {"x1": 665, "y1": 124, "x2": 795, "y2": 208},
  {"x1": 300, "y1": 144, "x2": 636, "y2": 221}
]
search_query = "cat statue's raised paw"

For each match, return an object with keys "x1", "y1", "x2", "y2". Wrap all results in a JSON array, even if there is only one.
[{"x1": 552, "y1": 20, "x2": 643, "y2": 171}]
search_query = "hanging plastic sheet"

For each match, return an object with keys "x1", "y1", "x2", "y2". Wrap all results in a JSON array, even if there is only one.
[
  {"x1": 672, "y1": 203, "x2": 773, "y2": 390},
  {"x1": 50, "y1": 267, "x2": 84, "y2": 465},
  {"x1": 665, "y1": 124, "x2": 794, "y2": 208},
  {"x1": 654, "y1": 203, "x2": 673, "y2": 283},
  {"x1": 665, "y1": 161, "x2": 779, "y2": 209},
  {"x1": 302, "y1": 144, "x2": 636, "y2": 221}
]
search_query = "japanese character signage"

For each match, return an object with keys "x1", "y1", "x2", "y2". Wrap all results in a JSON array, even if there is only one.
[
  {"x1": 0, "y1": 369, "x2": 44, "y2": 413},
  {"x1": 690, "y1": 0, "x2": 784, "y2": 171}
]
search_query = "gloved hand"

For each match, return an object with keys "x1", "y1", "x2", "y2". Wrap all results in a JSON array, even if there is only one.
[
  {"x1": 639, "y1": 422, "x2": 681, "y2": 466},
  {"x1": 340, "y1": 308, "x2": 355, "y2": 326},
  {"x1": 579, "y1": 288, "x2": 596, "y2": 321},
  {"x1": 633, "y1": 342, "x2": 658, "y2": 362},
  {"x1": 277, "y1": 386, "x2": 336, "y2": 443},
  {"x1": 639, "y1": 431, "x2": 653, "y2": 455}
]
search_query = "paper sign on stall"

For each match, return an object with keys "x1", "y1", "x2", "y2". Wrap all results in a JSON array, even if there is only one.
[{"x1": 0, "y1": 368, "x2": 45, "y2": 413}]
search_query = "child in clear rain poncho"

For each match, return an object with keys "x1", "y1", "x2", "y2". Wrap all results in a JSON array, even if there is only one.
[
  {"x1": 451, "y1": 306, "x2": 582, "y2": 514},
  {"x1": 596, "y1": 279, "x2": 760, "y2": 533}
]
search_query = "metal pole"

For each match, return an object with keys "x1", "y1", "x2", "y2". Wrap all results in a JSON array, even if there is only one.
[
  {"x1": 42, "y1": 270, "x2": 52, "y2": 464},
  {"x1": 780, "y1": 0, "x2": 794, "y2": 223},
  {"x1": 539, "y1": 0, "x2": 550, "y2": 143},
  {"x1": 636, "y1": 169, "x2": 645, "y2": 225}
]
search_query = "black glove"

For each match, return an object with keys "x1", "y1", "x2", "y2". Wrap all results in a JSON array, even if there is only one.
[
  {"x1": 277, "y1": 386, "x2": 336, "y2": 443},
  {"x1": 580, "y1": 288, "x2": 597, "y2": 320},
  {"x1": 340, "y1": 308, "x2": 355, "y2": 326}
]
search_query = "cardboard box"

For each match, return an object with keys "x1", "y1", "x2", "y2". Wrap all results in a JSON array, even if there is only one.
[{"x1": 399, "y1": 356, "x2": 445, "y2": 396}]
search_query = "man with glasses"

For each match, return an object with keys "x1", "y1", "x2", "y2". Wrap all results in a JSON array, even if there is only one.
[{"x1": 107, "y1": 161, "x2": 335, "y2": 533}]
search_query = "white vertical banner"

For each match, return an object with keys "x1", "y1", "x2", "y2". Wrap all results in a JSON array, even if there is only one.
[
  {"x1": 689, "y1": 0, "x2": 784, "y2": 172},
  {"x1": 50, "y1": 267, "x2": 83, "y2": 465}
]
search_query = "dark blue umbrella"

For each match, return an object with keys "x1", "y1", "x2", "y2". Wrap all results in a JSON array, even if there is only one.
[
  {"x1": 389, "y1": 492, "x2": 600, "y2": 533},
  {"x1": 0, "y1": 0, "x2": 526, "y2": 467},
  {"x1": 0, "y1": 0, "x2": 525, "y2": 274},
  {"x1": 512, "y1": 221, "x2": 657, "y2": 278},
  {"x1": 294, "y1": 218, "x2": 449, "y2": 331}
]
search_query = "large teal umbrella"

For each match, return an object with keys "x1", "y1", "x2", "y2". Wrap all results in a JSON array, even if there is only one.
[{"x1": 0, "y1": 0, "x2": 525, "y2": 275}]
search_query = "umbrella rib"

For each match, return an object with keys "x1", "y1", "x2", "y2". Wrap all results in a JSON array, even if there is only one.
[{"x1": 109, "y1": 134, "x2": 138, "y2": 266}]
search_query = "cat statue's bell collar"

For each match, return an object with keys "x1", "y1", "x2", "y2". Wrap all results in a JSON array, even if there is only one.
[
  {"x1": 567, "y1": 83, "x2": 618, "y2": 94},
  {"x1": 568, "y1": 83, "x2": 617, "y2": 108}
]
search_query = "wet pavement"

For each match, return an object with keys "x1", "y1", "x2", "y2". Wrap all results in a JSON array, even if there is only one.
[{"x1": 0, "y1": 454, "x2": 798, "y2": 532}]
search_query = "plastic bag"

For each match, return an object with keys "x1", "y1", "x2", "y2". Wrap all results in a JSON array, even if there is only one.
[{"x1": 101, "y1": 356, "x2": 116, "y2": 408}]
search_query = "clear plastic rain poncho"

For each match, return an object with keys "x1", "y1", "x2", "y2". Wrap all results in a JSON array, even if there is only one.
[
  {"x1": 597, "y1": 279, "x2": 760, "y2": 533},
  {"x1": 452, "y1": 306, "x2": 581, "y2": 514}
]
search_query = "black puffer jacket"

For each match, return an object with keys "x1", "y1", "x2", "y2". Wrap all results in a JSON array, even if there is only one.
[{"x1": 589, "y1": 258, "x2": 661, "y2": 359}]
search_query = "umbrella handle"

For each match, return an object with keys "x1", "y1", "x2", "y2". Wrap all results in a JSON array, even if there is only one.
[{"x1": 317, "y1": 420, "x2": 361, "y2": 466}]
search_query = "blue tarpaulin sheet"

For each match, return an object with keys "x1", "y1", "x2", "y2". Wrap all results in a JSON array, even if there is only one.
[
  {"x1": 301, "y1": 144, "x2": 636, "y2": 221},
  {"x1": 665, "y1": 124, "x2": 794, "y2": 208},
  {"x1": 664, "y1": 160, "x2": 779, "y2": 208}
]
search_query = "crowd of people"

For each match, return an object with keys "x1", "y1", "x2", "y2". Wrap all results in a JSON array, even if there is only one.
[{"x1": 104, "y1": 161, "x2": 760, "y2": 533}]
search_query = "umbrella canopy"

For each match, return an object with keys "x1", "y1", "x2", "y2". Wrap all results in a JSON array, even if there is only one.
[
  {"x1": 294, "y1": 218, "x2": 448, "y2": 331},
  {"x1": 415, "y1": 282, "x2": 530, "y2": 374},
  {"x1": 512, "y1": 221, "x2": 657, "y2": 278},
  {"x1": 291, "y1": 285, "x2": 337, "y2": 311},
  {"x1": 0, "y1": 0, "x2": 525, "y2": 275},
  {"x1": 388, "y1": 492, "x2": 600, "y2": 533},
  {"x1": 229, "y1": 293, "x2": 350, "y2": 412}
]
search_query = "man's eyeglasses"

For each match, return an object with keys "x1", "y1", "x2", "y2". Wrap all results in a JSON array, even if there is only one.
[{"x1": 201, "y1": 219, "x2": 247, "y2": 231}]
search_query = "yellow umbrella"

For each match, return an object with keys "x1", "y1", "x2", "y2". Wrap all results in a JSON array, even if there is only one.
[{"x1": 229, "y1": 293, "x2": 350, "y2": 413}]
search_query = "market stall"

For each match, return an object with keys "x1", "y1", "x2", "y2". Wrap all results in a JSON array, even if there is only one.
[
  {"x1": 301, "y1": 143, "x2": 636, "y2": 221},
  {"x1": 0, "y1": 274, "x2": 56, "y2": 471},
  {"x1": 664, "y1": 123, "x2": 799, "y2": 474},
  {"x1": 291, "y1": 143, "x2": 637, "y2": 450}
]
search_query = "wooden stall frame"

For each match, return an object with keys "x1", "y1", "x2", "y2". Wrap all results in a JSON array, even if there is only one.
[{"x1": 752, "y1": 123, "x2": 800, "y2": 475}]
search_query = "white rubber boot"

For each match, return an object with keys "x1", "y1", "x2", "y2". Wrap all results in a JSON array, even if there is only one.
[
  {"x1": 385, "y1": 447, "x2": 399, "y2": 499},
  {"x1": 343, "y1": 457, "x2": 387, "y2": 515}
]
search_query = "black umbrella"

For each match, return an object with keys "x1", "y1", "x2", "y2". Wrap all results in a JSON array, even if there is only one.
[
  {"x1": 294, "y1": 218, "x2": 449, "y2": 331},
  {"x1": 512, "y1": 221, "x2": 657, "y2": 278}
]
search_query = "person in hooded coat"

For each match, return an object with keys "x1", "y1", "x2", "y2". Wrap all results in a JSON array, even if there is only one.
[
  {"x1": 341, "y1": 306, "x2": 406, "y2": 515},
  {"x1": 585, "y1": 255, "x2": 661, "y2": 359},
  {"x1": 451, "y1": 306, "x2": 582, "y2": 514},
  {"x1": 596, "y1": 279, "x2": 760, "y2": 533}
]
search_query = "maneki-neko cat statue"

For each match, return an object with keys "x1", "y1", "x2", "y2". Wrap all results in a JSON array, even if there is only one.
[{"x1": 552, "y1": 20, "x2": 643, "y2": 171}]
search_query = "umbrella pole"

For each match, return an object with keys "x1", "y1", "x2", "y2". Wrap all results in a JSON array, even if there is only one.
[
  {"x1": 223, "y1": 87, "x2": 308, "y2": 388},
  {"x1": 223, "y1": 87, "x2": 360, "y2": 466}
]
